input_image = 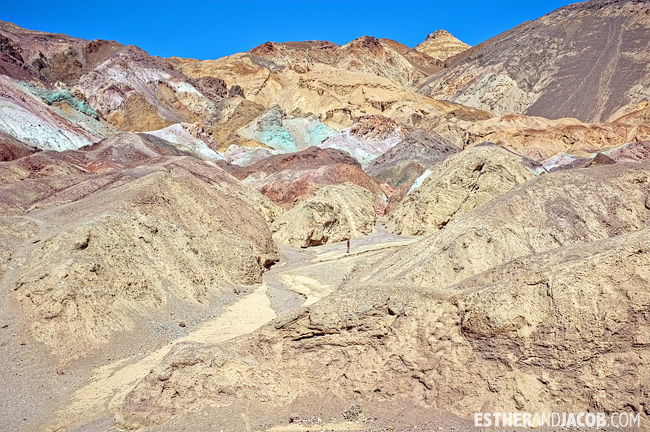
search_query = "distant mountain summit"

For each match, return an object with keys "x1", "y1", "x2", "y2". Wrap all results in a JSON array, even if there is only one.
[
  {"x1": 414, "y1": 29, "x2": 470, "y2": 62},
  {"x1": 419, "y1": 0, "x2": 650, "y2": 123}
]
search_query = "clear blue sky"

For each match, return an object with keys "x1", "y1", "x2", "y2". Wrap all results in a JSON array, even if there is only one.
[{"x1": 1, "y1": 0, "x2": 579, "y2": 60}]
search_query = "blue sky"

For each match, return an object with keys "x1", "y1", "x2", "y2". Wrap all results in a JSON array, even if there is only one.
[{"x1": 1, "y1": 1, "x2": 578, "y2": 60}]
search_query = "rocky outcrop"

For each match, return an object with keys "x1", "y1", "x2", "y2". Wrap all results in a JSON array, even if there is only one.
[
  {"x1": 208, "y1": 96, "x2": 268, "y2": 151},
  {"x1": 272, "y1": 183, "x2": 376, "y2": 247},
  {"x1": 378, "y1": 38, "x2": 445, "y2": 76},
  {"x1": 76, "y1": 45, "x2": 217, "y2": 132},
  {"x1": 541, "y1": 141, "x2": 650, "y2": 171},
  {"x1": 419, "y1": 0, "x2": 650, "y2": 123},
  {"x1": 386, "y1": 144, "x2": 539, "y2": 235},
  {"x1": 414, "y1": 30, "x2": 470, "y2": 62},
  {"x1": 143, "y1": 123, "x2": 223, "y2": 160}
]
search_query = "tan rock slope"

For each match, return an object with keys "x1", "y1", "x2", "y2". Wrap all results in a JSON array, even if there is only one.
[
  {"x1": 431, "y1": 112, "x2": 650, "y2": 160},
  {"x1": 169, "y1": 41, "x2": 484, "y2": 132},
  {"x1": 1, "y1": 135, "x2": 280, "y2": 359},
  {"x1": 368, "y1": 163, "x2": 649, "y2": 288},
  {"x1": 386, "y1": 144, "x2": 540, "y2": 236},
  {"x1": 116, "y1": 163, "x2": 650, "y2": 430},
  {"x1": 272, "y1": 183, "x2": 377, "y2": 247},
  {"x1": 419, "y1": 0, "x2": 650, "y2": 123},
  {"x1": 414, "y1": 30, "x2": 470, "y2": 62},
  {"x1": 2, "y1": 2, "x2": 650, "y2": 430}
]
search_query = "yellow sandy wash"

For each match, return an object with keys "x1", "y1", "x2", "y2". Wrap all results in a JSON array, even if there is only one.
[
  {"x1": 264, "y1": 421, "x2": 366, "y2": 431},
  {"x1": 52, "y1": 285, "x2": 276, "y2": 431}
]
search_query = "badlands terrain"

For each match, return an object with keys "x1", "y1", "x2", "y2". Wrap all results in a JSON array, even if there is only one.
[{"x1": 0, "y1": 0, "x2": 649, "y2": 431}]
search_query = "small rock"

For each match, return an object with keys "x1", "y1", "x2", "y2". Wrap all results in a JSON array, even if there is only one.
[
  {"x1": 20, "y1": 341, "x2": 26, "y2": 345},
  {"x1": 178, "y1": 322, "x2": 186, "y2": 328},
  {"x1": 343, "y1": 401, "x2": 363, "y2": 420}
]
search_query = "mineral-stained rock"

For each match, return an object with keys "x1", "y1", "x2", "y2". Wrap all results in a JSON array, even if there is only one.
[
  {"x1": 367, "y1": 128, "x2": 460, "y2": 188},
  {"x1": 318, "y1": 115, "x2": 406, "y2": 168},
  {"x1": 237, "y1": 104, "x2": 337, "y2": 152},
  {"x1": 229, "y1": 146, "x2": 384, "y2": 209},
  {"x1": 0, "y1": 22, "x2": 224, "y2": 136},
  {"x1": 271, "y1": 183, "x2": 376, "y2": 247},
  {"x1": 0, "y1": 75, "x2": 112, "y2": 151},
  {"x1": 606, "y1": 140, "x2": 650, "y2": 163}
]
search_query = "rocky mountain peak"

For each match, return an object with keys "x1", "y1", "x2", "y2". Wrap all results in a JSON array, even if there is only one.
[
  {"x1": 414, "y1": 29, "x2": 470, "y2": 61},
  {"x1": 427, "y1": 29, "x2": 452, "y2": 39}
]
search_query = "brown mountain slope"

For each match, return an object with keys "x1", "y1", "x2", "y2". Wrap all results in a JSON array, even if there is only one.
[{"x1": 419, "y1": 0, "x2": 650, "y2": 123}]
